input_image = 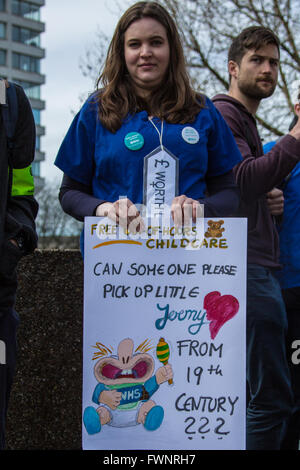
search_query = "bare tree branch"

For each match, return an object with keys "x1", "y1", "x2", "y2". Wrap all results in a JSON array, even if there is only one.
[
  {"x1": 35, "y1": 181, "x2": 82, "y2": 248},
  {"x1": 80, "y1": 0, "x2": 300, "y2": 139}
]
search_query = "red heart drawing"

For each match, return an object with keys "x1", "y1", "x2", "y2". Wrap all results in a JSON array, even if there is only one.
[{"x1": 204, "y1": 291, "x2": 239, "y2": 339}]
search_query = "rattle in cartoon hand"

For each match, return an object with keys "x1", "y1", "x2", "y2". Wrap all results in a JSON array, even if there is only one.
[
  {"x1": 83, "y1": 338, "x2": 173, "y2": 435},
  {"x1": 156, "y1": 337, "x2": 173, "y2": 385}
]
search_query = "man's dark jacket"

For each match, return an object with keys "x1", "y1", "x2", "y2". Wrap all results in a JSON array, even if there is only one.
[
  {"x1": 0, "y1": 82, "x2": 38, "y2": 278},
  {"x1": 213, "y1": 94, "x2": 300, "y2": 268}
]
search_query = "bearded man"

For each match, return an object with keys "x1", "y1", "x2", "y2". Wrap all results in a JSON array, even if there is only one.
[{"x1": 213, "y1": 27, "x2": 300, "y2": 450}]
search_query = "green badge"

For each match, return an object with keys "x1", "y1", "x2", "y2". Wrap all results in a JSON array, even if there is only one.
[{"x1": 124, "y1": 132, "x2": 144, "y2": 151}]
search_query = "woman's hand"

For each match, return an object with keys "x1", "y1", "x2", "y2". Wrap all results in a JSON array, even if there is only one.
[
  {"x1": 171, "y1": 195, "x2": 203, "y2": 227},
  {"x1": 96, "y1": 198, "x2": 145, "y2": 234}
]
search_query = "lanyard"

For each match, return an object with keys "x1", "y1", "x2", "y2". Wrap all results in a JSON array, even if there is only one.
[
  {"x1": 149, "y1": 117, "x2": 164, "y2": 150},
  {"x1": 144, "y1": 117, "x2": 179, "y2": 215}
]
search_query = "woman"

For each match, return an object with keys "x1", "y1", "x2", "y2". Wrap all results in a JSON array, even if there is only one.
[{"x1": 55, "y1": 1, "x2": 242, "y2": 243}]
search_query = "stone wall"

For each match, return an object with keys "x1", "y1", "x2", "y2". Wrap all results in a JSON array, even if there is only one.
[{"x1": 6, "y1": 250, "x2": 84, "y2": 450}]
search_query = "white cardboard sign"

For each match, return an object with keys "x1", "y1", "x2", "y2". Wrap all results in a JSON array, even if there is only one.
[{"x1": 82, "y1": 217, "x2": 247, "y2": 450}]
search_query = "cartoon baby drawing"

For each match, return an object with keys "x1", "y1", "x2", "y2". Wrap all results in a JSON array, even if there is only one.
[{"x1": 83, "y1": 337, "x2": 173, "y2": 435}]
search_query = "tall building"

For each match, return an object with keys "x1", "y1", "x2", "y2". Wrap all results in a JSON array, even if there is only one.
[{"x1": 0, "y1": 0, "x2": 45, "y2": 189}]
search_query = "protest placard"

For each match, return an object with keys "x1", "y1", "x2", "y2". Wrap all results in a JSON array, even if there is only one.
[{"x1": 82, "y1": 217, "x2": 247, "y2": 450}]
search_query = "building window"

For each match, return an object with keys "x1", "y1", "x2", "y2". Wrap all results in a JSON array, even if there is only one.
[
  {"x1": 12, "y1": 25, "x2": 40, "y2": 47},
  {"x1": 36, "y1": 135, "x2": 40, "y2": 150},
  {"x1": 32, "y1": 108, "x2": 40, "y2": 124},
  {"x1": 0, "y1": 22, "x2": 6, "y2": 39},
  {"x1": 0, "y1": 0, "x2": 5, "y2": 13},
  {"x1": 12, "y1": 52, "x2": 40, "y2": 73},
  {"x1": 12, "y1": 1, "x2": 40, "y2": 21},
  {"x1": 0, "y1": 49, "x2": 6, "y2": 66},
  {"x1": 31, "y1": 161, "x2": 40, "y2": 177},
  {"x1": 13, "y1": 79, "x2": 41, "y2": 99}
]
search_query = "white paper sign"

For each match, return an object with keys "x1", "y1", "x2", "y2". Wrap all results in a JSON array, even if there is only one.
[{"x1": 82, "y1": 217, "x2": 247, "y2": 450}]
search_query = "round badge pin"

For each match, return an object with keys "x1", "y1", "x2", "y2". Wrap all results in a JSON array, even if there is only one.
[
  {"x1": 182, "y1": 126, "x2": 200, "y2": 144},
  {"x1": 124, "y1": 132, "x2": 144, "y2": 151}
]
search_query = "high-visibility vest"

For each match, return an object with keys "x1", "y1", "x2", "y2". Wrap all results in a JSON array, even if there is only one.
[
  {"x1": 1, "y1": 79, "x2": 35, "y2": 198},
  {"x1": 11, "y1": 166, "x2": 35, "y2": 197}
]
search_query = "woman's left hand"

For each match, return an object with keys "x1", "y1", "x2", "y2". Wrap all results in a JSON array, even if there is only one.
[
  {"x1": 171, "y1": 195, "x2": 203, "y2": 227},
  {"x1": 96, "y1": 198, "x2": 145, "y2": 234}
]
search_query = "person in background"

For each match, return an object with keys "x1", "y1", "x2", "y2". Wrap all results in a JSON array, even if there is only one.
[
  {"x1": 263, "y1": 88, "x2": 300, "y2": 450},
  {"x1": 0, "y1": 79, "x2": 38, "y2": 449},
  {"x1": 212, "y1": 27, "x2": 300, "y2": 450}
]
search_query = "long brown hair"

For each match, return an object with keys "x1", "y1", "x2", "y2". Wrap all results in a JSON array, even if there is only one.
[{"x1": 96, "y1": 1, "x2": 204, "y2": 133}]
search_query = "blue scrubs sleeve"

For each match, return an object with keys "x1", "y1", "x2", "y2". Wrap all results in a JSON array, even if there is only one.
[
  {"x1": 55, "y1": 96, "x2": 97, "y2": 186},
  {"x1": 205, "y1": 98, "x2": 243, "y2": 177},
  {"x1": 144, "y1": 375, "x2": 159, "y2": 397},
  {"x1": 92, "y1": 382, "x2": 107, "y2": 405}
]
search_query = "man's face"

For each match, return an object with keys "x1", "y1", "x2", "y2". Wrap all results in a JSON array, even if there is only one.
[{"x1": 235, "y1": 44, "x2": 279, "y2": 100}]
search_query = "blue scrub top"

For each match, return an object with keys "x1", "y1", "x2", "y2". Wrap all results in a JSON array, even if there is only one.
[
  {"x1": 277, "y1": 162, "x2": 300, "y2": 289},
  {"x1": 263, "y1": 141, "x2": 300, "y2": 289},
  {"x1": 54, "y1": 93, "x2": 242, "y2": 204}
]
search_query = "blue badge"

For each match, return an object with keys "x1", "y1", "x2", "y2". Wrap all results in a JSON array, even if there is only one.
[{"x1": 124, "y1": 132, "x2": 144, "y2": 151}]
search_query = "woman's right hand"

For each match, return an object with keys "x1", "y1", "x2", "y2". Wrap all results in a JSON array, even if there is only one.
[
  {"x1": 171, "y1": 195, "x2": 203, "y2": 227},
  {"x1": 96, "y1": 198, "x2": 145, "y2": 234}
]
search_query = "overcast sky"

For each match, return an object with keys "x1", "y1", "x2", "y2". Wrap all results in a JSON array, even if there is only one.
[{"x1": 41, "y1": 0, "x2": 132, "y2": 183}]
